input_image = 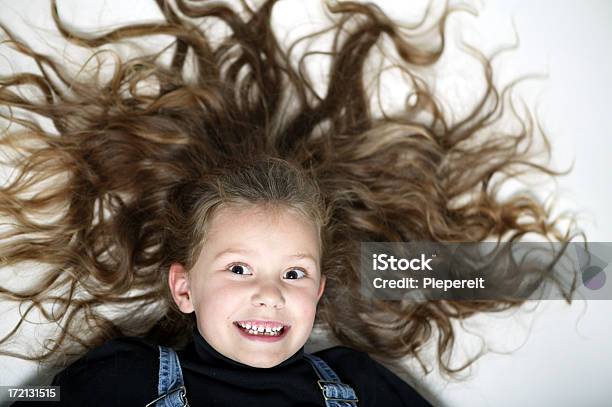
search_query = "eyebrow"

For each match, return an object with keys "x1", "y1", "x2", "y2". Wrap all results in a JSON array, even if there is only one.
[{"x1": 213, "y1": 248, "x2": 318, "y2": 263}]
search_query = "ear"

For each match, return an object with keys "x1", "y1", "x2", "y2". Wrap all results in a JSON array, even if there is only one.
[
  {"x1": 168, "y1": 263, "x2": 195, "y2": 313},
  {"x1": 317, "y1": 275, "x2": 326, "y2": 301}
]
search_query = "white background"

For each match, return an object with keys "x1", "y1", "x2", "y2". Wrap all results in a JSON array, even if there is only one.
[{"x1": 0, "y1": 1, "x2": 611, "y2": 406}]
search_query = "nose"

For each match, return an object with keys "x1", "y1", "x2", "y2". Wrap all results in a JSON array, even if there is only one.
[{"x1": 251, "y1": 280, "x2": 286, "y2": 309}]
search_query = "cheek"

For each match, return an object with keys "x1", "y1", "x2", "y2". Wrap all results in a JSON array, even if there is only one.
[
  {"x1": 193, "y1": 279, "x2": 244, "y2": 319},
  {"x1": 292, "y1": 288, "x2": 320, "y2": 318}
]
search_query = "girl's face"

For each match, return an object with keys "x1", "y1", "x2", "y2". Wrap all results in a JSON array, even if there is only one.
[{"x1": 171, "y1": 205, "x2": 325, "y2": 368}]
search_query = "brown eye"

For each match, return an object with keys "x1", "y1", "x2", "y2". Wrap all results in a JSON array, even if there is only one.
[
  {"x1": 284, "y1": 268, "x2": 306, "y2": 279},
  {"x1": 229, "y1": 264, "x2": 252, "y2": 275}
]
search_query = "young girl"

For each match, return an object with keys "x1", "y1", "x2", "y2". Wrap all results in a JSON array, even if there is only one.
[
  {"x1": 0, "y1": 0, "x2": 578, "y2": 405},
  {"x1": 21, "y1": 158, "x2": 433, "y2": 406}
]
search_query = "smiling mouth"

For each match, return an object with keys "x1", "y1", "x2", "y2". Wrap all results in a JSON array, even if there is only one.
[{"x1": 233, "y1": 320, "x2": 290, "y2": 337}]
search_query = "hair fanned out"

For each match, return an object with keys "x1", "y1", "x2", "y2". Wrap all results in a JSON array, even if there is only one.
[{"x1": 0, "y1": 0, "x2": 581, "y2": 377}]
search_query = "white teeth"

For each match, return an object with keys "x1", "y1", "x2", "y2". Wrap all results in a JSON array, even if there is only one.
[
  {"x1": 236, "y1": 322, "x2": 285, "y2": 336},
  {"x1": 245, "y1": 328, "x2": 282, "y2": 336}
]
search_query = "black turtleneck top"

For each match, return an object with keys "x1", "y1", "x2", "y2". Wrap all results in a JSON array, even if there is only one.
[{"x1": 12, "y1": 328, "x2": 432, "y2": 406}]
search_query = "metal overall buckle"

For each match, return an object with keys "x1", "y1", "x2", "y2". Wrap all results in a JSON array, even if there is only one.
[
  {"x1": 144, "y1": 385, "x2": 189, "y2": 407},
  {"x1": 317, "y1": 380, "x2": 359, "y2": 403}
]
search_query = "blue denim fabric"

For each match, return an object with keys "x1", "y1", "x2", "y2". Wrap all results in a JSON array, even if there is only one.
[
  {"x1": 146, "y1": 346, "x2": 358, "y2": 406},
  {"x1": 304, "y1": 353, "x2": 359, "y2": 407},
  {"x1": 144, "y1": 346, "x2": 189, "y2": 407}
]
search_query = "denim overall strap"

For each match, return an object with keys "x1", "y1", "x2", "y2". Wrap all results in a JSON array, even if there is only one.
[
  {"x1": 303, "y1": 353, "x2": 359, "y2": 407},
  {"x1": 144, "y1": 346, "x2": 190, "y2": 407}
]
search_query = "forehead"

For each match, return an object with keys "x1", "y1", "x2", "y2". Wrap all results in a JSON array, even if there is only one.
[{"x1": 203, "y1": 204, "x2": 321, "y2": 255}]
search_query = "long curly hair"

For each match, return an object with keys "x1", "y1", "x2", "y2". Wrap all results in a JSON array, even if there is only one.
[{"x1": 0, "y1": 0, "x2": 581, "y2": 377}]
